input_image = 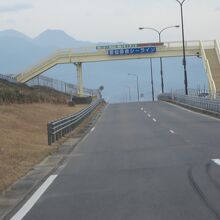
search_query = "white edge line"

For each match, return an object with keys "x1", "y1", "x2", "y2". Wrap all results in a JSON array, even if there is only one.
[
  {"x1": 212, "y1": 159, "x2": 220, "y2": 166},
  {"x1": 90, "y1": 127, "x2": 95, "y2": 132},
  {"x1": 169, "y1": 130, "x2": 175, "y2": 134},
  {"x1": 11, "y1": 175, "x2": 58, "y2": 220},
  {"x1": 162, "y1": 101, "x2": 220, "y2": 122}
]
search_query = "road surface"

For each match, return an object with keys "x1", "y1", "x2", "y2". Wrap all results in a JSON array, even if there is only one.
[{"x1": 12, "y1": 101, "x2": 220, "y2": 220}]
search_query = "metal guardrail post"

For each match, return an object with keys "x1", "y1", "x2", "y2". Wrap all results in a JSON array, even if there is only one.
[
  {"x1": 47, "y1": 123, "x2": 53, "y2": 145},
  {"x1": 47, "y1": 99, "x2": 103, "y2": 145}
]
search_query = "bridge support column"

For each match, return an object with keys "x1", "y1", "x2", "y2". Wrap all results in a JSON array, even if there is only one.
[{"x1": 75, "y1": 62, "x2": 84, "y2": 97}]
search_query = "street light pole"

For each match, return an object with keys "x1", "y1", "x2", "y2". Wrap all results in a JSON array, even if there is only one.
[
  {"x1": 128, "y1": 73, "x2": 140, "y2": 102},
  {"x1": 150, "y1": 59, "x2": 155, "y2": 102},
  {"x1": 159, "y1": 34, "x2": 164, "y2": 94},
  {"x1": 176, "y1": 0, "x2": 188, "y2": 95},
  {"x1": 126, "y1": 86, "x2": 131, "y2": 102},
  {"x1": 139, "y1": 25, "x2": 179, "y2": 93}
]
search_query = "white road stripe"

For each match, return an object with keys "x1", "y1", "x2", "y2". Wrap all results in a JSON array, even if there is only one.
[
  {"x1": 148, "y1": 114, "x2": 151, "y2": 118},
  {"x1": 144, "y1": 111, "x2": 147, "y2": 114},
  {"x1": 169, "y1": 130, "x2": 175, "y2": 134},
  {"x1": 163, "y1": 101, "x2": 220, "y2": 122},
  {"x1": 11, "y1": 175, "x2": 58, "y2": 220},
  {"x1": 153, "y1": 118, "x2": 157, "y2": 122},
  {"x1": 90, "y1": 127, "x2": 95, "y2": 132},
  {"x1": 212, "y1": 159, "x2": 220, "y2": 166},
  {"x1": 141, "y1": 107, "x2": 144, "y2": 111}
]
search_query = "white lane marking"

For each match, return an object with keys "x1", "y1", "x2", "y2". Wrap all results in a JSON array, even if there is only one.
[
  {"x1": 153, "y1": 118, "x2": 157, "y2": 122},
  {"x1": 147, "y1": 114, "x2": 151, "y2": 118},
  {"x1": 169, "y1": 130, "x2": 175, "y2": 134},
  {"x1": 11, "y1": 175, "x2": 58, "y2": 220},
  {"x1": 144, "y1": 111, "x2": 147, "y2": 114},
  {"x1": 90, "y1": 127, "x2": 95, "y2": 132},
  {"x1": 212, "y1": 159, "x2": 220, "y2": 166},
  {"x1": 162, "y1": 101, "x2": 220, "y2": 122},
  {"x1": 141, "y1": 107, "x2": 144, "y2": 111}
]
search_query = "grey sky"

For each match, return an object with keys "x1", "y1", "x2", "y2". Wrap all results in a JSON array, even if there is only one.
[
  {"x1": 0, "y1": 0, "x2": 220, "y2": 43},
  {"x1": 0, "y1": 2, "x2": 32, "y2": 13}
]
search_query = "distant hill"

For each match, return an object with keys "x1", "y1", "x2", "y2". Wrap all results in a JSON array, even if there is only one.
[
  {"x1": 33, "y1": 29, "x2": 94, "y2": 48},
  {"x1": 0, "y1": 29, "x2": 96, "y2": 74},
  {"x1": 0, "y1": 29, "x2": 32, "y2": 41}
]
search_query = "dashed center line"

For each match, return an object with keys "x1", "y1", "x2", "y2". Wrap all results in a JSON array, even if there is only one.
[
  {"x1": 147, "y1": 114, "x2": 151, "y2": 118},
  {"x1": 144, "y1": 111, "x2": 147, "y2": 114},
  {"x1": 153, "y1": 118, "x2": 157, "y2": 122},
  {"x1": 141, "y1": 107, "x2": 144, "y2": 111},
  {"x1": 212, "y1": 159, "x2": 220, "y2": 166},
  {"x1": 169, "y1": 130, "x2": 175, "y2": 134}
]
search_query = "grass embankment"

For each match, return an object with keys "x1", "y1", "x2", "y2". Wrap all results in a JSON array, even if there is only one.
[
  {"x1": 0, "y1": 79, "x2": 88, "y2": 191},
  {"x1": 0, "y1": 79, "x2": 68, "y2": 104}
]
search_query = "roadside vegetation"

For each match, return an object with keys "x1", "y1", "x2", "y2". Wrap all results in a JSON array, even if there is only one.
[
  {"x1": 0, "y1": 79, "x2": 88, "y2": 191},
  {"x1": 0, "y1": 79, "x2": 69, "y2": 104}
]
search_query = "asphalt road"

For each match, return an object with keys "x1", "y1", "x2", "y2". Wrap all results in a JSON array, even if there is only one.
[{"x1": 15, "y1": 101, "x2": 220, "y2": 220}]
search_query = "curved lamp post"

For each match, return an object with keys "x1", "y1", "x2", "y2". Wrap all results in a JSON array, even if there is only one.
[
  {"x1": 139, "y1": 25, "x2": 179, "y2": 93},
  {"x1": 175, "y1": 0, "x2": 188, "y2": 95},
  {"x1": 128, "y1": 73, "x2": 140, "y2": 102}
]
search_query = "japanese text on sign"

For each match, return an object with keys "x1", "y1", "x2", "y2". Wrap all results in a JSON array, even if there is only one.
[{"x1": 108, "y1": 47, "x2": 156, "y2": 56}]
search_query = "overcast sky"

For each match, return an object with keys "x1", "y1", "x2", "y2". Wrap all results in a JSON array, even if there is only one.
[{"x1": 0, "y1": 0, "x2": 220, "y2": 43}]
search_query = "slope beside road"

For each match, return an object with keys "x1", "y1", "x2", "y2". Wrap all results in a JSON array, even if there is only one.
[
  {"x1": 0, "y1": 102, "x2": 88, "y2": 192},
  {"x1": 10, "y1": 101, "x2": 220, "y2": 220}
]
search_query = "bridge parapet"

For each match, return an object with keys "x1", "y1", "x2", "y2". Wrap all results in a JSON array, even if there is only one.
[
  {"x1": 15, "y1": 40, "x2": 220, "y2": 96},
  {"x1": 158, "y1": 92, "x2": 220, "y2": 117}
]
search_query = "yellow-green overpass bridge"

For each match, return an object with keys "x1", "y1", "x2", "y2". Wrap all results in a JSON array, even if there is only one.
[{"x1": 15, "y1": 40, "x2": 220, "y2": 97}]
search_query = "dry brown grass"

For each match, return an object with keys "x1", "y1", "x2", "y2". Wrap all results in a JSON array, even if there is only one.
[{"x1": 0, "y1": 103, "x2": 88, "y2": 192}]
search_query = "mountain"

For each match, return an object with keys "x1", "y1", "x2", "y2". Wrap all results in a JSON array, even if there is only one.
[
  {"x1": 0, "y1": 29, "x2": 31, "y2": 41},
  {"x1": 0, "y1": 29, "x2": 208, "y2": 102},
  {"x1": 0, "y1": 29, "x2": 96, "y2": 74},
  {"x1": 33, "y1": 29, "x2": 94, "y2": 48}
]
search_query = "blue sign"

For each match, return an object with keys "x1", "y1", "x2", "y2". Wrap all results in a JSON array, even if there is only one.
[{"x1": 108, "y1": 47, "x2": 156, "y2": 56}]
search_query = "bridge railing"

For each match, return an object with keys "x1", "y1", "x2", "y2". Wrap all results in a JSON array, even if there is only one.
[
  {"x1": 47, "y1": 98, "x2": 104, "y2": 145},
  {"x1": 158, "y1": 92, "x2": 220, "y2": 113}
]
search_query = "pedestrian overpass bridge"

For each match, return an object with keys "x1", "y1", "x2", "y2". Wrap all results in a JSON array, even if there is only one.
[{"x1": 15, "y1": 40, "x2": 220, "y2": 97}]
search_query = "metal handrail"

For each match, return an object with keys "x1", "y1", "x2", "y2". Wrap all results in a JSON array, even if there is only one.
[
  {"x1": 47, "y1": 99, "x2": 103, "y2": 145},
  {"x1": 158, "y1": 93, "x2": 220, "y2": 114}
]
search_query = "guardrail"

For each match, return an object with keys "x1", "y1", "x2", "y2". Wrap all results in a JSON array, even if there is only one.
[
  {"x1": 173, "y1": 89, "x2": 220, "y2": 100},
  {"x1": 158, "y1": 93, "x2": 220, "y2": 113},
  {"x1": 47, "y1": 99, "x2": 103, "y2": 145},
  {"x1": 0, "y1": 73, "x2": 16, "y2": 83}
]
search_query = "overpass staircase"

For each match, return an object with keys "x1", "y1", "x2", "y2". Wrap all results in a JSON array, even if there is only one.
[
  {"x1": 203, "y1": 43, "x2": 220, "y2": 94},
  {"x1": 199, "y1": 40, "x2": 220, "y2": 95}
]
